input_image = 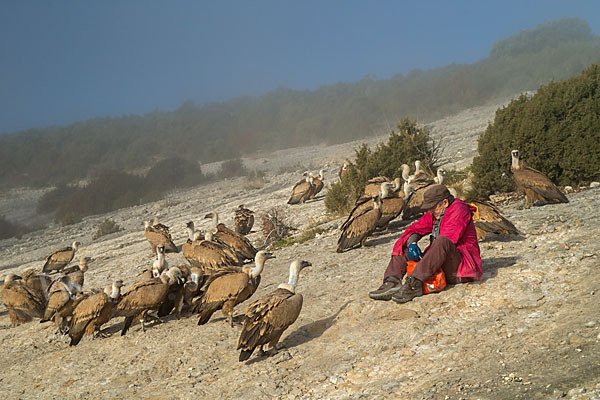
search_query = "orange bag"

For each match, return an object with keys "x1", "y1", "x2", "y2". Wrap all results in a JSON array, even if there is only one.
[{"x1": 406, "y1": 261, "x2": 447, "y2": 294}]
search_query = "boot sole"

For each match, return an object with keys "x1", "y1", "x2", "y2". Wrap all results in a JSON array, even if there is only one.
[
  {"x1": 369, "y1": 286, "x2": 402, "y2": 300},
  {"x1": 391, "y1": 295, "x2": 411, "y2": 304}
]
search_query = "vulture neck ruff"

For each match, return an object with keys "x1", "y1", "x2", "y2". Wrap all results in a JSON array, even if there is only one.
[{"x1": 109, "y1": 283, "x2": 122, "y2": 300}]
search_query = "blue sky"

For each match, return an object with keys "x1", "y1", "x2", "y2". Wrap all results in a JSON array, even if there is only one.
[{"x1": 1, "y1": 1, "x2": 599, "y2": 134}]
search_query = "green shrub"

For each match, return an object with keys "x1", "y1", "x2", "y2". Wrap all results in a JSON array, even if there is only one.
[
  {"x1": 325, "y1": 118, "x2": 442, "y2": 214},
  {"x1": 145, "y1": 157, "x2": 206, "y2": 189},
  {"x1": 217, "y1": 158, "x2": 247, "y2": 179},
  {"x1": 0, "y1": 215, "x2": 26, "y2": 240},
  {"x1": 92, "y1": 218, "x2": 123, "y2": 240},
  {"x1": 244, "y1": 170, "x2": 266, "y2": 190},
  {"x1": 55, "y1": 169, "x2": 148, "y2": 225},
  {"x1": 36, "y1": 183, "x2": 77, "y2": 214},
  {"x1": 471, "y1": 63, "x2": 600, "y2": 196}
]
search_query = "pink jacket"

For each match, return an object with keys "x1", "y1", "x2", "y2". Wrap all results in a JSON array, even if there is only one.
[{"x1": 392, "y1": 199, "x2": 482, "y2": 280}]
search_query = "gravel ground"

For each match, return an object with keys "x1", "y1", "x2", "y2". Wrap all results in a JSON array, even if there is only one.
[{"x1": 1, "y1": 95, "x2": 598, "y2": 400}]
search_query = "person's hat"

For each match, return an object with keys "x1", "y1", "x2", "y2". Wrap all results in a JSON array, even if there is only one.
[{"x1": 421, "y1": 184, "x2": 451, "y2": 209}]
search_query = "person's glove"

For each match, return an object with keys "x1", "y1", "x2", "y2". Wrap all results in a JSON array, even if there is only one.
[{"x1": 407, "y1": 243, "x2": 423, "y2": 261}]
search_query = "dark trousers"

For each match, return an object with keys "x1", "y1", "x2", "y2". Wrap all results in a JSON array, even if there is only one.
[{"x1": 384, "y1": 236, "x2": 464, "y2": 285}]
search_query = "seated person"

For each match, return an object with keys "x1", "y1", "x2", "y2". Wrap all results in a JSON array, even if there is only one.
[{"x1": 369, "y1": 184, "x2": 482, "y2": 303}]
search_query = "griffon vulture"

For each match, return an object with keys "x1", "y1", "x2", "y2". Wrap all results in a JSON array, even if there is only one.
[
  {"x1": 196, "y1": 251, "x2": 275, "y2": 327},
  {"x1": 115, "y1": 269, "x2": 182, "y2": 336},
  {"x1": 191, "y1": 231, "x2": 242, "y2": 275},
  {"x1": 144, "y1": 220, "x2": 178, "y2": 256},
  {"x1": 205, "y1": 211, "x2": 258, "y2": 261},
  {"x1": 42, "y1": 241, "x2": 80, "y2": 274},
  {"x1": 0, "y1": 274, "x2": 46, "y2": 326},
  {"x1": 377, "y1": 181, "x2": 415, "y2": 230},
  {"x1": 308, "y1": 169, "x2": 324, "y2": 199},
  {"x1": 470, "y1": 200, "x2": 520, "y2": 241},
  {"x1": 68, "y1": 280, "x2": 124, "y2": 346},
  {"x1": 234, "y1": 205, "x2": 255, "y2": 235},
  {"x1": 337, "y1": 196, "x2": 382, "y2": 253},
  {"x1": 287, "y1": 172, "x2": 315, "y2": 204},
  {"x1": 40, "y1": 276, "x2": 78, "y2": 332},
  {"x1": 237, "y1": 260, "x2": 311, "y2": 361},
  {"x1": 511, "y1": 149, "x2": 569, "y2": 206},
  {"x1": 338, "y1": 161, "x2": 350, "y2": 180}
]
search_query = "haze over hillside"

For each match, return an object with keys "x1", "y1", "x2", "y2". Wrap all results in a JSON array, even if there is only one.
[{"x1": 1, "y1": 18, "x2": 599, "y2": 190}]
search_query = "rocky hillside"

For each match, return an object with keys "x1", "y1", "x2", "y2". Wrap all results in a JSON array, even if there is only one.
[{"x1": 0, "y1": 97, "x2": 599, "y2": 400}]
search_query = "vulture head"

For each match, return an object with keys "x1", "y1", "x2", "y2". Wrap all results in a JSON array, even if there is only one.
[
  {"x1": 401, "y1": 164, "x2": 410, "y2": 181},
  {"x1": 511, "y1": 149, "x2": 521, "y2": 170},
  {"x1": 204, "y1": 211, "x2": 219, "y2": 226},
  {"x1": 415, "y1": 160, "x2": 422, "y2": 173},
  {"x1": 193, "y1": 231, "x2": 204, "y2": 241},
  {"x1": 72, "y1": 241, "x2": 81, "y2": 251},
  {"x1": 78, "y1": 257, "x2": 90, "y2": 272}
]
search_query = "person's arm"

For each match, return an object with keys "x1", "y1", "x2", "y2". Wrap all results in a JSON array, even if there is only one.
[{"x1": 392, "y1": 214, "x2": 434, "y2": 255}]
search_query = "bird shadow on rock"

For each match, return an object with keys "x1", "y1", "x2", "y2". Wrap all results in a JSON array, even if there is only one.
[
  {"x1": 244, "y1": 301, "x2": 352, "y2": 365},
  {"x1": 281, "y1": 300, "x2": 351, "y2": 349},
  {"x1": 477, "y1": 255, "x2": 521, "y2": 282},
  {"x1": 105, "y1": 312, "x2": 183, "y2": 337},
  {"x1": 365, "y1": 234, "x2": 399, "y2": 248},
  {"x1": 480, "y1": 233, "x2": 525, "y2": 243}
]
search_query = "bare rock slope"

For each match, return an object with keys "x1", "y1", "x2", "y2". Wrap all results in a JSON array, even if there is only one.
[{"x1": 0, "y1": 97, "x2": 599, "y2": 399}]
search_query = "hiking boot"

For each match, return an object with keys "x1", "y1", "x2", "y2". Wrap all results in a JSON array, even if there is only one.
[
  {"x1": 391, "y1": 275, "x2": 423, "y2": 304},
  {"x1": 369, "y1": 276, "x2": 402, "y2": 300}
]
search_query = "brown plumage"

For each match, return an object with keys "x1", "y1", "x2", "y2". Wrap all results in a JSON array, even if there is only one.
[
  {"x1": 179, "y1": 267, "x2": 204, "y2": 315},
  {"x1": 182, "y1": 222, "x2": 204, "y2": 266},
  {"x1": 470, "y1": 200, "x2": 519, "y2": 241},
  {"x1": 152, "y1": 217, "x2": 172, "y2": 238},
  {"x1": 68, "y1": 280, "x2": 124, "y2": 346},
  {"x1": 42, "y1": 241, "x2": 80, "y2": 273},
  {"x1": 1, "y1": 274, "x2": 46, "y2": 326},
  {"x1": 40, "y1": 277, "x2": 77, "y2": 332},
  {"x1": 206, "y1": 212, "x2": 258, "y2": 261},
  {"x1": 234, "y1": 205, "x2": 255, "y2": 235},
  {"x1": 337, "y1": 196, "x2": 382, "y2": 253},
  {"x1": 157, "y1": 267, "x2": 186, "y2": 317},
  {"x1": 358, "y1": 176, "x2": 390, "y2": 202},
  {"x1": 511, "y1": 149, "x2": 569, "y2": 206},
  {"x1": 196, "y1": 251, "x2": 275, "y2": 327},
  {"x1": 144, "y1": 220, "x2": 178, "y2": 256},
  {"x1": 403, "y1": 168, "x2": 436, "y2": 220},
  {"x1": 54, "y1": 291, "x2": 95, "y2": 333},
  {"x1": 287, "y1": 173, "x2": 315, "y2": 204},
  {"x1": 115, "y1": 270, "x2": 180, "y2": 335},
  {"x1": 237, "y1": 260, "x2": 311, "y2": 362},
  {"x1": 49, "y1": 257, "x2": 88, "y2": 294},
  {"x1": 191, "y1": 231, "x2": 242, "y2": 275},
  {"x1": 377, "y1": 181, "x2": 414, "y2": 230},
  {"x1": 20, "y1": 269, "x2": 52, "y2": 305},
  {"x1": 205, "y1": 231, "x2": 243, "y2": 264},
  {"x1": 308, "y1": 169, "x2": 324, "y2": 199}
]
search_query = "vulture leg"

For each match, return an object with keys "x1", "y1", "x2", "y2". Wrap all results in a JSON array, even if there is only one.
[
  {"x1": 145, "y1": 312, "x2": 163, "y2": 323},
  {"x1": 93, "y1": 328, "x2": 111, "y2": 339},
  {"x1": 121, "y1": 316, "x2": 134, "y2": 336},
  {"x1": 140, "y1": 310, "x2": 148, "y2": 332},
  {"x1": 258, "y1": 345, "x2": 266, "y2": 357}
]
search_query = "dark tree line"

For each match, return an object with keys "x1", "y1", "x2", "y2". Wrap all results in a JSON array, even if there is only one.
[{"x1": 1, "y1": 17, "x2": 599, "y2": 190}]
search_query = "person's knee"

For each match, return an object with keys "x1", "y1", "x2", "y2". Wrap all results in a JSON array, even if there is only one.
[{"x1": 431, "y1": 235, "x2": 453, "y2": 251}]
